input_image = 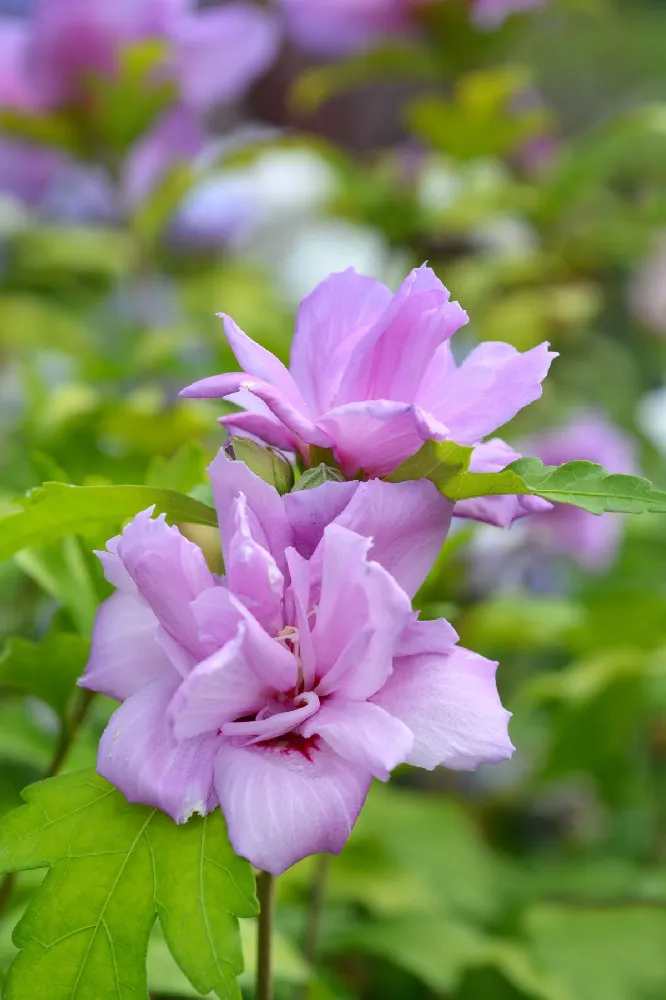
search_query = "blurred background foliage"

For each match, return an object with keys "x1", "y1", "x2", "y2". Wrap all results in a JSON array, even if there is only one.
[{"x1": 2, "y1": 0, "x2": 666, "y2": 998}]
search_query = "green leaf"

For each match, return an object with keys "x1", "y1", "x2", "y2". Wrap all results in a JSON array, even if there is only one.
[
  {"x1": 14, "y1": 536, "x2": 99, "y2": 636},
  {"x1": 292, "y1": 464, "x2": 346, "y2": 492},
  {"x1": 145, "y1": 442, "x2": 209, "y2": 494},
  {"x1": 290, "y1": 42, "x2": 440, "y2": 115},
  {"x1": 0, "y1": 633, "x2": 89, "y2": 719},
  {"x1": 394, "y1": 446, "x2": 666, "y2": 516},
  {"x1": 0, "y1": 769, "x2": 257, "y2": 1000},
  {"x1": 0, "y1": 109, "x2": 82, "y2": 156},
  {"x1": 385, "y1": 440, "x2": 474, "y2": 492},
  {"x1": 87, "y1": 40, "x2": 177, "y2": 153},
  {"x1": 229, "y1": 437, "x2": 295, "y2": 495},
  {"x1": 507, "y1": 459, "x2": 666, "y2": 514},
  {"x1": 525, "y1": 904, "x2": 666, "y2": 1000},
  {"x1": 132, "y1": 163, "x2": 193, "y2": 245},
  {"x1": 0, "y1": 483, "x2": 218, "y2": 564}
]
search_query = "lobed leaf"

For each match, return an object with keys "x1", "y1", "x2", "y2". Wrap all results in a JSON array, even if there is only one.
[
  {"x1": 0, "y1": 770, "x2": 257, "y2": 1000},
  {"x1": 0, "y1": 483, "x2": 218, "y2": 565}
]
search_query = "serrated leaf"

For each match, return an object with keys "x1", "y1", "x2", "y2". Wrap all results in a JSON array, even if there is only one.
[
  {"x1": 508, "y1": 459, "x2": 666, "y2": 514},
  {"x1": 0, "y1": 633, "x2": 89, "y2": 719},
  {"x1": 395, "y1": 447, "x2": 666, "y2": 515},
  {"x1": 292, "y1": 464, "x2": 345, "y2": 492},
  {"x1": 385, "y1": 440, "x2": 474, "y2": 492},
  {"x1": 0, "y1": 769, "x2": 257, "y2": 1000},
  {"x1": 0, "y1": 483, "x2": 218, "y2": 564}
]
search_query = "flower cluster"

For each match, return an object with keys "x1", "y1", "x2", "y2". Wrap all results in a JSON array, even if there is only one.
[{"x1": 82, "y1": 263, "x2": 562, "y2": 874}]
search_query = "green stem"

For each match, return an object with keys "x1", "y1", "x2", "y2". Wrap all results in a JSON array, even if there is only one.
[
  {"x1": 303, "y1": 854, "x2": 330, "y2": 967},
  {"x1": 256, "y1": 871, "x2": 275, "y2": 1000}
]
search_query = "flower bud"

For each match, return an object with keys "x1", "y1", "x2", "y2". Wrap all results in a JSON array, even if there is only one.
[{"x1": 227, "y1": 436, "x2": 294, "y2": 495}]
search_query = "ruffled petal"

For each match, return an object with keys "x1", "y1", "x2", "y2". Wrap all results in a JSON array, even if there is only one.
[
  {"x1": 419, "y1": 341, "x2": 556, "y2": 445},
  {"x1": 372, "y1": 647, "x2": 514, "y2": 771},
  {"x1": 213, "y1": 740, "x2": 372, "y2": 874},
  {"x1": 301, "y1": 699, "x2": 413, "y2": 781},
  {"x1": 80, "y1": 592, "x2": 177, "y2": 702},
  {"x1": 98, "y1": 677, "x2": 219, "y2": 823},
  {"x1": 115, "y1": 508, "x2": 215, "y2": 660},
  {"x1": 284, "y1": 480, "x2": 358, "y2": 560},
  {"x1": 208, "y1": 448, "x2": 293, "y2": 574},
  {"x1": 318, "y1": 399, "x2": 449, "y2": 477},
  {"x1": 334, "y1": 479, "x2": 453, "y2": 597},
  {"x1": 396, "y1": 615, "x2": 459, "y2": 657},
  {"x1": 312, "y1": 524, "x2": 412, "y2": 700},
  {"x1": 168, "y1": 624, "x2": 269, "y2": 740},
  {"x1": 219, "y1": 410, "x2": 300, "y2": 452},
  {"x1": 289, "y1": 268, "x2": 393, "y2": 415},
  {"x1": 454, "y1": 437, "x2": 553, "y2": 528},
  {"x1": 336, "y1": 264, "x2": 468, "y2": 405},
  {"x1": 227, "y1": 494, "x2": 284, "y2": 635}
]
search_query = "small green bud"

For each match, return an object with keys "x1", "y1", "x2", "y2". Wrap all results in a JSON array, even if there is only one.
[
  {"x1": 291, "y1": 464, "x2": 346, "y2": 492},
  {"x1": 226, "y1": 437, "x2": 295, "y2": 495}
]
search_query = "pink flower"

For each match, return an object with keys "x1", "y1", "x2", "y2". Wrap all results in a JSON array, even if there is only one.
[
  {"x1": 276, "y1": 0, "x2": 543, "y2": 56},
  {"x1": 0, "y1": 0, "x2": 279, "y2": 113},
  {"x1": 81, "y1": 450, "x2": 512, "y2": 874},
  {"x1": 522, "y1": 411, "x2": 639, "y2": 571},
  {"x1": 181, "y1": 265, "x2": 556, "y2": 502}
]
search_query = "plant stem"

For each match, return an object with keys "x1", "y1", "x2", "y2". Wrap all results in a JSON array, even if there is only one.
[
  {"x1": 256, "y1": 871, "x2": 275, "y2": 1000},
  {"x1": 303, "y1": 854, "x2": 330, "y2": 967}
]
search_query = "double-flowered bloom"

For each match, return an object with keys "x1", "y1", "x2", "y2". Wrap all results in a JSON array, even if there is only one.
[
  {"x1": 182, "y1": 264, "x2": 555, "y2": 526},
  {"x1": 81, "y1": 451, "x2": 513, "y2": 874}
]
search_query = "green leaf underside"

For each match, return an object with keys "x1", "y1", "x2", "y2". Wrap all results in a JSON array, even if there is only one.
[
  {"x1": 0, "y1": 769, "x2": 257, "y2": 1000},
  {"x1": 388, "y1": 443, "x2": 666, "y2": 515},
  {"x1": 0, "y1": 483, "x2": 218, "y2": 565}
]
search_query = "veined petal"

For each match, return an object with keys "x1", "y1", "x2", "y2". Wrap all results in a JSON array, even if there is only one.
[
  {"x1": 334, "y1": 479, "x2": 453, "y2": 598},
  {"x1": 213, "y1": 740, "x2": 372, "y2": 874},
  {"x1": 289, "y1": 268, "x2": 393, "y2": 415},
  {"x1": 284, "y1": 547, "x2": 316, "y2": 690},
  {"x1": 98, "y1": 677, "x2": 219, "y2": 824},
  {"x1": 219, "y1": 410, "x2": 301, "y2": 452},
  {"x1": 80, "y1": 592, "x2": 177, "y2": 702},
  {"x1": 396, "y1": 615, "x2": 459, "y2": 657},
  {"x1": 168, "y1": 624, "x2": 268, "y2": 740},
  {"x1": 115, "y1": 508, "x2": 215, "y2": 659},
  {"x1": 312, "y1": 524, "x2": 412, "y2": 700},
  {"x1": 318, "y1": 399, "x2": 449, "y2": 478},
  {"x1": 336, "y1": 265, "x2": 468, "y2": 405},
  {"x1": 419, "y1": 341, "x2": 556, "y2": 445},
  {"x1": 372, "y1": 647, "x2": 514, "y2": 771},
  {"x1": 284, "y1": 480, "x2": 358, "y2": 560},
  {"x1": 228, "y1": 493, "x2": 284, "y2": 635},
  {"x1": 208, "y1": 447, "x2": 293, "y2": 575},
  {"x1": 301, "y1": 699, "x2": 413, "y2": 781}
]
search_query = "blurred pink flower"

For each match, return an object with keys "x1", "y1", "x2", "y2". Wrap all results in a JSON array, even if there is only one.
[
  {"x1": 181, "y1": 264, "x2": 556, "y2": 495},
  {"x1": 0, "y1": 0, "x2": 279, "y2": 112},
  {"x1": 81, "y1": 450, "x2": 512, "y2": 874},
  {"x1": 522, "y1": 411, "x2": 639, "y2": 571},
  {"x1": 277, "y1": 0, "x2": 544, "y2": 56}
]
